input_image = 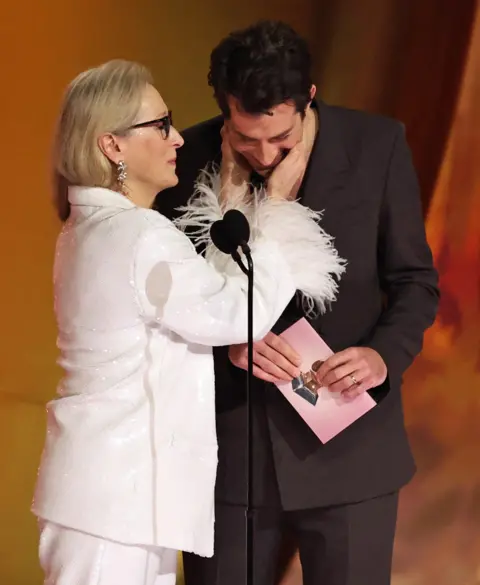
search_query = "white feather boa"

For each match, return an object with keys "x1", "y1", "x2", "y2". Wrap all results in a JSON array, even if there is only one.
[{"x1": 174, "y1": 169, "x2": 346, "y2": 316}]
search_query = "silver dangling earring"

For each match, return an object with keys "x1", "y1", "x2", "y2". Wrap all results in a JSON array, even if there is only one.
[{"x1": 116, "y1": 160, "x2": 127, "y2": 194}]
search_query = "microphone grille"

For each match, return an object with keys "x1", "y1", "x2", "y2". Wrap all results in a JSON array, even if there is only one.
[{"x1": 210, "y1": 220, "x2": 237, "y2": 254}]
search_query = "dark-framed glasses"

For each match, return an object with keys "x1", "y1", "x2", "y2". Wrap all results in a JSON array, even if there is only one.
[{"x1": 128, "y1": 111, "x2": 173, "y2": 139}]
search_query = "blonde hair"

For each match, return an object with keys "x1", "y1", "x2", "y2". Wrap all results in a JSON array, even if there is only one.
[{"x1": 53, "y1": 59, "x2": 153, "y2": 221}]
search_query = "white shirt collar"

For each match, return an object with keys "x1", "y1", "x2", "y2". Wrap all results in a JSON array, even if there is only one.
[{"x1": 68, "y1": 186, "x2": 136, "y2": 210}]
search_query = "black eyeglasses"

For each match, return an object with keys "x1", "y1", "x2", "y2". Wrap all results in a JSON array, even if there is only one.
[{"x1": 128, "y1": 111, "x2": 173, "y2": 139}]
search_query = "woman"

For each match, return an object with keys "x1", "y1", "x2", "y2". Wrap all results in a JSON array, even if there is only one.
[{"x1": 32, "y1": 60, "x2": 344, "y2": 585}]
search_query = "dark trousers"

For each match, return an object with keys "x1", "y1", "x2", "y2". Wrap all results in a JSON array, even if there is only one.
[{"x1": 183, "y1": 492, "x2": 399, "y2": 585}]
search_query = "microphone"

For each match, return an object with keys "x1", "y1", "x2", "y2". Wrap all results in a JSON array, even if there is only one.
[
  {"x1": 210, "y1": 220, "x2": 238, "y2": 255},
  {"x1": 223, "y1": 209, "x2": 251, "y2": 254},
  {"x1": 210, "y1": 209, "x2": 250, "y2": 252},
  {"x1": 210, "y1": 209, "x2": 251, "y2": 273}
]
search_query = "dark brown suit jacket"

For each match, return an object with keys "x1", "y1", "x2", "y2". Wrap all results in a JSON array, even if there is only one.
[{"x1": 155, "y1": 101, "x2": 439, "y2": 510}]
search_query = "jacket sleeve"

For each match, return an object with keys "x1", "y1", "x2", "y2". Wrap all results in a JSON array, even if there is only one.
[
  {"x1": 132, "y1": 219, "x2": 296, "y2": 346},
  {"x1": 365, "y1": 124, "x2": 440, "y2": 382}
]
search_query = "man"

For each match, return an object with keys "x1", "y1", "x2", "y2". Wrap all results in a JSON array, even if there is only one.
[{"x1": 156, "y1": 20, "x2": 439, "y2": 585}]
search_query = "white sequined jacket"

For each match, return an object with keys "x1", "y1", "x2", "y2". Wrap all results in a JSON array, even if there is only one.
[{"x1": 32, "y1": 179, "x2": 345, "y2": 557}]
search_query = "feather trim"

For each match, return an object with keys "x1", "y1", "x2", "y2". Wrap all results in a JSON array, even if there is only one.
[
  {"x1": 174, "y1": 169, "x2": 346, "y2": 316},
  {"x1": 251, "y1": 197, "x2": 346, "y2": 316},
  {"x1": 174, "y1": 167, "x2": 252, "y2": 246}
]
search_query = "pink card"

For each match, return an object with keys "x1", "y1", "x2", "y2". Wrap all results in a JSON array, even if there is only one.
[{"x1": 275, "y1": 318, "x2": 376, "y2": 443}]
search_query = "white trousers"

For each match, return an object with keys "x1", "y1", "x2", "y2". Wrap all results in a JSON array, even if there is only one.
[{"x1": 39, "y1": 522, "x2": 177, "y2": 585}]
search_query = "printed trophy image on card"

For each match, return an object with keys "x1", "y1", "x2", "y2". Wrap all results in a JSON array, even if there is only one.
[
  {"x1": 291, "y1": 360, "x2": 324, "y2": 406},
  {"x1": 275, "y1": 318, "x2": 377, "y2": 443}
]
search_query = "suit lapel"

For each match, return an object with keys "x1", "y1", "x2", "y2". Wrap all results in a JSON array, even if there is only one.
[{"x1": 301, "y1": 102, "x2": 351, "y2": 214}]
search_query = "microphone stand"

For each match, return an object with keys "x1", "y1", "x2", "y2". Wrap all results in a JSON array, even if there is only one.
[
  {"x1": 245, "y1": 248, "x2": 254, "y2": 585},
  {"x1": 230, "y1": 244, "x2": 254, "y2": 585}
]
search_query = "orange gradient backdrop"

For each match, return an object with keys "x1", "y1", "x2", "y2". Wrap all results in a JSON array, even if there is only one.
[
  {"x1": 1, "y1": 2, "x2": 479, "y2": 585},
  {"x1": 392, "y1": 6, "x2": 480, "y2": 582}
]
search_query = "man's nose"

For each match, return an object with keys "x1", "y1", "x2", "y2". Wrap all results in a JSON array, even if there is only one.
[{"x1": 254, "y1": 144, "x2": 280, "y2": 169}]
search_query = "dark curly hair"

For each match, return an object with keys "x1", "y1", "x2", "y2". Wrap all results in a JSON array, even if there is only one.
[{"x1": 208, "y1": 20, "x2": 313, "y2": 118}]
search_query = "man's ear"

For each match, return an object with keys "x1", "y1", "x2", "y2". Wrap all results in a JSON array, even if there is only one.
[{"x1": 309, "y1": 84, "x2": 317, "y2": 105}]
